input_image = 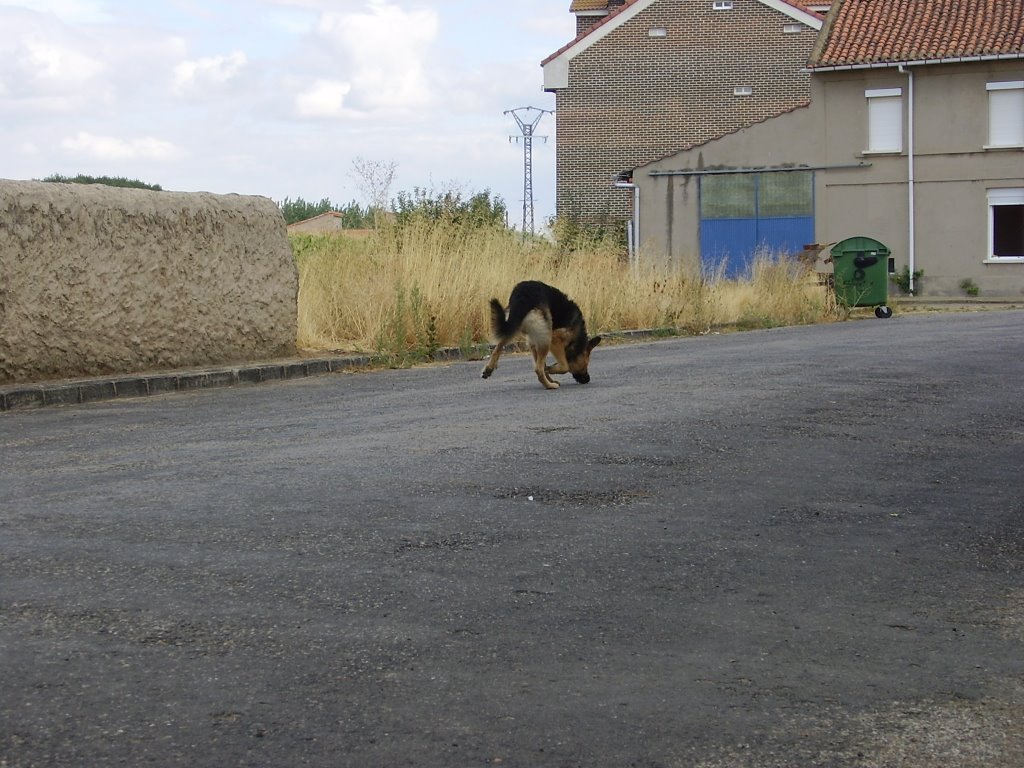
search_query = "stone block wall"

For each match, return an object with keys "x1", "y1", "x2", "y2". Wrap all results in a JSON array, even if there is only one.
[{"x1": 0, "y1": 180, "x2": 298, "y2": 384}]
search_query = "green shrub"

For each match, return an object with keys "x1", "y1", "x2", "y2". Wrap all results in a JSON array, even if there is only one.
[
  {"x1": 959, "y1": 278, "x2": 980, "y2": 297},
  {"x1": 891, "y1": 266, "x2": 924, "y2": 295}
]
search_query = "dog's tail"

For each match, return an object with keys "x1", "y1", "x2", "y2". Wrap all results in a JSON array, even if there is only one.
[{"x1": 489, "y1": 298, "x2": 513, "y2": 341}]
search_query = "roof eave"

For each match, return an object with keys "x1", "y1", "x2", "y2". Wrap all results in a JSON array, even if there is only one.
[
  {"x1": 758, "y1": 0, "x2": 824, "y2": 29},
  {"x1": 542, "y1": 0, "x2": 652, "y2": 71},
  {"x1": 807, "y1": 51, "x2": 1024, "y2": 72}
]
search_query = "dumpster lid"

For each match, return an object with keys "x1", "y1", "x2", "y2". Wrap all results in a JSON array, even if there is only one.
[{"x1": 830, "y1": 236, "x2": 890, "y2": 256}]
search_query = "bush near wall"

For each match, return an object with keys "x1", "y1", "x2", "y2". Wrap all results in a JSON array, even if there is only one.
[{"x1": 0, "y1": 180, "x2": 298, "y2": 384}]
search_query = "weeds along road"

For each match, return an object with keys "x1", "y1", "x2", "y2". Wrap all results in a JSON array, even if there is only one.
[{"x1": 2, "y1": 310, "x2": 1023, "y2": 768}]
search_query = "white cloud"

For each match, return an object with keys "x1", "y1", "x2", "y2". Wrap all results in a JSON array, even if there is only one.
[
  {"x1": 317, "y1": 1, "x2": 438, "y2": 111},
  {"x1": 295, "y1": 79, "x2": 352, "y2": 118},
  {"x1": 173, "y1": 50, "x2": 248, "y2": 96},
  {"x1": 23, "y1": 37, "x2": 105, "y2": 85},
  {"x1": 18, "y1": 0, "x2": 113, "y2": 24},
  {"x1": 61, "y1": 132, "x2": 182, "y2": 162},
  {"x1": 0, "y1": 9, "x2": 178, "y2": 114},
  {"x1": 0, "y1": 34, "x2": 109, "y2": 113},
  {"x1": 2, "y1": 0, "x2": 569, "y2": 212}
]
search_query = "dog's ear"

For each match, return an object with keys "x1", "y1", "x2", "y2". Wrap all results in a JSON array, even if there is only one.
[{"x1": 588, "y1": 336, "x2": 601, "y2": 350}]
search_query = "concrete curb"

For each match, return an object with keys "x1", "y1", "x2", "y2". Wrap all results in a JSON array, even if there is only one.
[
  {"x1": 1, "y1": 328, "x2": 676, "y2": 413},
  {"x1": 895, "y1": 296, "x2": 1024, "y2": 308},
  {"x1": 0, "y1": 354, "x2": 375, "y2": 413}
]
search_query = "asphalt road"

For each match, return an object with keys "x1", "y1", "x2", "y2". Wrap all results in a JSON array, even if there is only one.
[{"x1": 2, "y1": 310, "x2": 1023, "y2": 768}]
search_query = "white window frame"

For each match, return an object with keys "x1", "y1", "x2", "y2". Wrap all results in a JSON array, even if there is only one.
[
  {"x1": 986, "y1": 81, "x2": 1024, "y2": 149},
  {"x1": 986, "y1": 188, "x2": 1024, "y2": 263},
  {"x1": 864, "y1": 88, "x2": 903, "y2": 154}
]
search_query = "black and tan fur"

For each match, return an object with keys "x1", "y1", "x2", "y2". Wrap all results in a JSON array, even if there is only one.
[{"x1": 481, "y1": 281, "x2": 600, "y2": 390}]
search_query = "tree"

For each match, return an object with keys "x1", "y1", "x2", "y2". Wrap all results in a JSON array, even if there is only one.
[
  {"x1": 278, "y1": 197, "x2": 334, "y2": 225},
  {"x1": 393, "y1": 187, "x2": 507, "y2": 228},
  {"x1": 41, "y1": 174, "x2": 162, "y2": 191},
  {"x1": 349, "y1": 157, "x2": 397, "y2": 222},
  {"x1": 336, "y1": 200, "x2": 372, "y2": 228},
  {"x1": 276, "y1": 197, "x2": 373, "y2": 227}
]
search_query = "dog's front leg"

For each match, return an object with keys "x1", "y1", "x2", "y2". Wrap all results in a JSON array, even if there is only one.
[
  {"x1": 532, "y1": 344, "x2": 559, "y2": 389},
  {"x1": 545, "y1": 357, "x2": 569, "y2": 375},
  {"x1": 545, "y1": 358, "x2": 569, "y2": 375},
  {"x1": 545, "y1": 331, "x2": 570, "y2": 375}
]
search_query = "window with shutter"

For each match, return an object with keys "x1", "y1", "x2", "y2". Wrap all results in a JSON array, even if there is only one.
[
  {"x1": 986, "y1": 82, "x2": 1024, "y2": 149},
  {"x1": 865, "y1": 89, "x2": 903, "y2": 153}
]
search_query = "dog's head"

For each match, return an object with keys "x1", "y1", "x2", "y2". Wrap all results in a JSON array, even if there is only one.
[{"x1": 569, "y1": 336, "x2": 602, "y2": 384}]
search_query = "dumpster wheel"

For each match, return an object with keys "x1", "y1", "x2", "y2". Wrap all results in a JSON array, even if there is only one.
[{"x1": 875, "y1": 305, "x2": 893, "y2": 319}]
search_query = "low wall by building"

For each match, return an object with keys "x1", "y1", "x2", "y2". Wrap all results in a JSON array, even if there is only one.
[{"x1": 0, "y1": 180, "x2": 298, "y2": 384}]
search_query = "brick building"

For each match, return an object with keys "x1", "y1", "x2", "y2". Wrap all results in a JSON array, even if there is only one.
[{"x1": 542, "y1": 0, "x2": 825, "y2": 234}]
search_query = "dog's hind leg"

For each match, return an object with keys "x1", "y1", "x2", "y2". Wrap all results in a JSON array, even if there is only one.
[
  {"x1": 519, "y1": 310, "x2": 559, "y2": 390},
  {"x1": 483, "y1": 296, "x2": 512, "y2": 380},
  {"x1": 481, "y1": 341, "x2": 505, "y2": 379}
]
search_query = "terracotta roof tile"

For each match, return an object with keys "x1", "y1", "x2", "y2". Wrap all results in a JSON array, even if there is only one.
[
  {"x1": 810, "y1": 0, "x2": 1024, "y2": 67},
  {"x1": 570, "y1": 0, "x2": 612, "y2": 10}
]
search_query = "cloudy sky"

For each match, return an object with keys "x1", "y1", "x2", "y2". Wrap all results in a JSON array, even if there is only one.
[{"x1": 0, "y1": 0, "x2": 573, "y2": 225}]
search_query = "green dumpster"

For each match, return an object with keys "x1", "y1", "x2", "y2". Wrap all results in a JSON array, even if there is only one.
[{"x1": 829, "y1": 236, "x2": 893, "y2": 318}]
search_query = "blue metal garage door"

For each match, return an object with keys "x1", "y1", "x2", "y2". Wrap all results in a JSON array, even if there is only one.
[{"x1": 699, "y1": 171, "x2": 814, "y2": 278}]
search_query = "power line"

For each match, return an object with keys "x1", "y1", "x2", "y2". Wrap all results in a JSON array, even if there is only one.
[{"x1": 505, "y1": 106, "x2": 552, "y2": 236}]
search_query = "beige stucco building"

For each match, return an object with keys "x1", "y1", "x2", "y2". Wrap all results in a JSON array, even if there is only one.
[{"x1": 630, "y1": 0, "x2": 1024, "y2": 297}]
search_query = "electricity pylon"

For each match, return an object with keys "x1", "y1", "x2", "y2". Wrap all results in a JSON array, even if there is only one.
[{"x1": 505, "y1": 106, "x2": 552, "y2": 235}]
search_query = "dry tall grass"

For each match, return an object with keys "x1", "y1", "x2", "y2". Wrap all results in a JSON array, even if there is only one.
[{"x1": 292, "y1": 220, "x2": 835, "y2": 360}]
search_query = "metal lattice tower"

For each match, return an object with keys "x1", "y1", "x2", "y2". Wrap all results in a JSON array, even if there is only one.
[{"x1": 505, "y1": 106, "x2": 552, "y2": 235}]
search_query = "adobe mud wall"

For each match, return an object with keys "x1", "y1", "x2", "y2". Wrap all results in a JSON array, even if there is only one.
[{"x1": 0, "y1": 180, "x2": 297, "y2": 384}]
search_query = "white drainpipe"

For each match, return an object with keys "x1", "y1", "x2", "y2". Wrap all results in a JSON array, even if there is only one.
[
  {"x1": 899, "y1": 64, "x2": 916, "y2": 294},
  {"x1": 614, "y1": 181, "x2": 640, "y2": 273}
]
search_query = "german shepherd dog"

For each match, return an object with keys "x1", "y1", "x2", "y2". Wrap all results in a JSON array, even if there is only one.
[{"x1": 481, "y1": 281, "x2": 601, "y2": 390}]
